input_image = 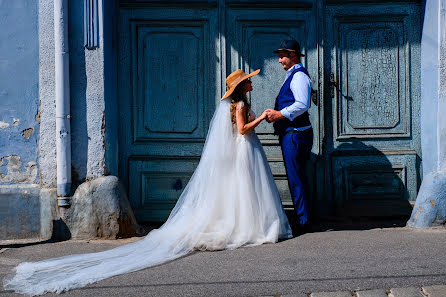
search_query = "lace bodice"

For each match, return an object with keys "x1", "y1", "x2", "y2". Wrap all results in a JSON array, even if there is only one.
[{"x1": 236, "y1": 101, "x2": 256, "y2": 122}]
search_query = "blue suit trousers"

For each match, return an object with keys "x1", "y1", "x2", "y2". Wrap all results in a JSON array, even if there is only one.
[{"x1": 279, "y1": 128, "x2": 313, "y2": 226}]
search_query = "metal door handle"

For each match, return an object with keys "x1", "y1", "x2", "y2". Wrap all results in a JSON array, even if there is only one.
[
  {"x1": 329, "y1": 72, "x2": 338, "y2": 98},
  {"x1": 311, "y1": 89, "x2": 318, "y2": 105}
]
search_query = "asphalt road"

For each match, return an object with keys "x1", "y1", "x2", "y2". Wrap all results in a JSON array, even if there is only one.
[{"x1": 1, "y1": 226, "x2": 446, "y2": 297}]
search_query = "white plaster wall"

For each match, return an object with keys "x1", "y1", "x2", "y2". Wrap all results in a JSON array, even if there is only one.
[
  {"x1": 82, "y1": 1, "x2": 105, "y2": 180},
  {"x1": 84, "y1": 48, "x2": 106, "y2": 179},
  {"x1": 86, "y1": 0, "x2": 106, "y2": 179},
  {"x1": 69, "y1": 0, "x2": 106, "y2": 182},
  {"x1": 38, "y1": 0, "x2": 57, "y2": 187}
]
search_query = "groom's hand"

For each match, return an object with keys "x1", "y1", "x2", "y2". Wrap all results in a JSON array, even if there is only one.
[
  {"x1": 265, "y1": 109, "x2": 285, "y2": 123},
  {"x1": 264, "y1": 109, "x2": 272, "y2": 123}
]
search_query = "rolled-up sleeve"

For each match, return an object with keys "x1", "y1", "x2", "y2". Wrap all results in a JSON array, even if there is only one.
[{"x1": 280, "y1": 72, "x2": 312, "y2": 121}]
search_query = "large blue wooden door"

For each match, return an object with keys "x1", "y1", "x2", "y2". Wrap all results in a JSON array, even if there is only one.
[
  {"x1": 117, "y1": 0, "x2": 421, "y2": 222},
  {"x1": 118, "y1": 4, "x2": 220, "y2": 221},
  {"x1": 324, "y1": 2, "x2": 421, "y2": 216}
]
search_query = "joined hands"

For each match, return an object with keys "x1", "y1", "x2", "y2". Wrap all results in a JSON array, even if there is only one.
[{"x1": 261, "y1": 109, "x2": 285, "y2": 123}]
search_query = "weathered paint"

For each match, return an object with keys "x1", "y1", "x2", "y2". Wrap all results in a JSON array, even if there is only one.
[
  {"x1": 0, "y1": 155, "x2": 37, "y2": 184},
  {"x1": 21, "y1": 128, "x2": 34, "y2": 140},
  {"x1": 0, "y1": 0, "x2": 42, "y2": 241},
  {"x1": 408, "y1": 172, "x2": 446, "y2": 227},
  {"x1": 0, "y1": 0, "x2": 39, "y2": 185}
]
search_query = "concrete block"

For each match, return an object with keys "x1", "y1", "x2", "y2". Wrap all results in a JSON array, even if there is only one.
[
  {"x1": 310, "y1": 291, "x2": 352, "y2": 297},
  {"x1": 389, "y1": 287, "x2": 424, "y2": 297},
  {"x1": 39, "y1": 188, "x2": 57, "y2": 240},
  {"x1": 422, "y1": 285, "x2": 446, "y2": 297},
  {"x1": 356, "y1": 289, "x2": 388, "y2": 297},
  {"x1": 0, "y1": 185, "x2": 40, "y2": 241}
]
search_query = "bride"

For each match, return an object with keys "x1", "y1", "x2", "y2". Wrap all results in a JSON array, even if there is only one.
[{"x1": 3, "y1": 69, "x2": 292, "y2": 296}]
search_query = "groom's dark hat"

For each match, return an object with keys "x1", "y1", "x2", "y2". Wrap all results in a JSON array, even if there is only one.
[{"x1": 274, "y1": 39, "x2": 305, "y2": 57}]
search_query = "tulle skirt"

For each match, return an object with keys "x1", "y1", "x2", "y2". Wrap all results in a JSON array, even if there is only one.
[{"x1": 194, "y1": 131, "x2": 292, "y2": 250}]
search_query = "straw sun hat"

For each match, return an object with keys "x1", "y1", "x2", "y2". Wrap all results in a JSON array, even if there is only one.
[{"x1": 221, "y1": 69, "x2": 260, "y2": 100}]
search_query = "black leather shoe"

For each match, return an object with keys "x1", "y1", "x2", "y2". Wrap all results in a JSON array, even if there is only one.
[{"x1": 292, "y1": 224, "x2": 312, "y2": 237}]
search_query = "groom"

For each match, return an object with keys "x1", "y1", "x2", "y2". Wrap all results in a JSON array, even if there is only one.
[{"x1": 265, "y1": 39, "x2": 313, "y2": 236}]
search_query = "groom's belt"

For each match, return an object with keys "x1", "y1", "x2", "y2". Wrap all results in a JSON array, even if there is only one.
[{"x1": 284, "y1": 126, "x2": 312, "y2": 134}]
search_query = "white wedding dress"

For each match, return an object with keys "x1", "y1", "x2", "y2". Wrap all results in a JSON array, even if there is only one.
[{"x1": 3, "y1": 98, "x2": 292, "y2": 296}]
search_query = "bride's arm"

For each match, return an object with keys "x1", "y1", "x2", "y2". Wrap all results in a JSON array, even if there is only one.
[{"x1": 236, "y1": 105, "x2": 267, "y2": 135}]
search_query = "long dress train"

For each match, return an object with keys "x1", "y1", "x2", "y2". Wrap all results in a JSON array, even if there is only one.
[{"x1": 3, "y1": 98, "x2": 292, "y2": 296}]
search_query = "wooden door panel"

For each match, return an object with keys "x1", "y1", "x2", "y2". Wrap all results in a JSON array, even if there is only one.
[
  {"x1": 226, "y1": 7, "x2": 317, "y2": 147},
  {"x1": 118, "y1": 6, "x2": 219, "y2": 221},
  {"x1": 334, "y1": 16, "x2": 409, "y2": 141},
  {"x1": 325, "y1": 4, "x2": 421, "y2": 215},
  {"x1": 129, "y1": 157, "x2": 199, "y2": 222},
  {"x1": 332, "y1": 153, "x2": 418, "y2": 201},
  {"x1": 137, "y1": 25, "x2": 205, "y2": 139},
  {"x1": 131, "y1": 20, "x2": 211, "y2": 142}
]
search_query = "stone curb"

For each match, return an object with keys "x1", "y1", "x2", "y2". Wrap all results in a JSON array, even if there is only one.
[{"x1": 270, "y1": 285, "x2": 446, "y2": 297}]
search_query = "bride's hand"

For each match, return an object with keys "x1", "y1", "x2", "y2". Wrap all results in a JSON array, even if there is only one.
[{"x1": 260, "y1": 110, "x2": 269, "y2": 121}]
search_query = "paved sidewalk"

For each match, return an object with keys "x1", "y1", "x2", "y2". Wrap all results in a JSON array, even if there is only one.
[{"x1": 1, "y1": 225, "x2": 446, "y2": 297}]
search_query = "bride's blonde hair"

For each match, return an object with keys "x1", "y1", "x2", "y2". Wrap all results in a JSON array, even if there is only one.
[{"x1": 229, "y1": 81, "x2": 250, "y2": 125}]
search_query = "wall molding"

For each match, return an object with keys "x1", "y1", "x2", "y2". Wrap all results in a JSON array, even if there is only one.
[{"x1": 84, "y1": 0, "x2": 99, "y2": 49}]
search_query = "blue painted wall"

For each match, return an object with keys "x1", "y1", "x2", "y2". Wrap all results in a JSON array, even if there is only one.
[
  {"x1": 0, "y1": 0, "x2": 40, "y2": 184},
  {"x1": 420, "y1": 0, "x2": 438, "y2": 177}
]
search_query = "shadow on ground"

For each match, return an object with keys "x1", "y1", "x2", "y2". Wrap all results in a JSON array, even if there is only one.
[{"x1": 139, "y1": 214, "x2": 410, "y2": 238}]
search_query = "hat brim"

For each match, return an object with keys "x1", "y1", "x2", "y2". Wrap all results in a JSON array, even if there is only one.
[
  {"x1": 273, "y1": 49, "x2": 305, "y2": 56},
  {"x1": 221, "y1": 69, "x2": 260, "y2": 100}
]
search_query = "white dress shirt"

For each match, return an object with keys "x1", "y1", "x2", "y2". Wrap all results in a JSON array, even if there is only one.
[{"x1": 280, "y1": 63, "x2": 312, "y2": 121}]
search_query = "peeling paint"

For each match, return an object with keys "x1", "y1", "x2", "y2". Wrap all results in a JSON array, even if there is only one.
[
  {"x1": 430, "y1": 200, "x2": 436, "y2": 206},
  {"x1": 0, "y1": 155, "x2": 37, "y2": 183},
  {"x1": 21, "y1": 127, "x2": 34, "y2": 139},
  {"x1": 13, "y1": 118, "x2": 19, "y2": 127},
  {"x1": 59, "y1": 128, "x2": 69, "y2": 138},
  {"x1": 0, "y1": 121, "x2": 9, "y2": 129},
  {"x1": 415, "y1": 206, "x2": 422, "y2": 218}
]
